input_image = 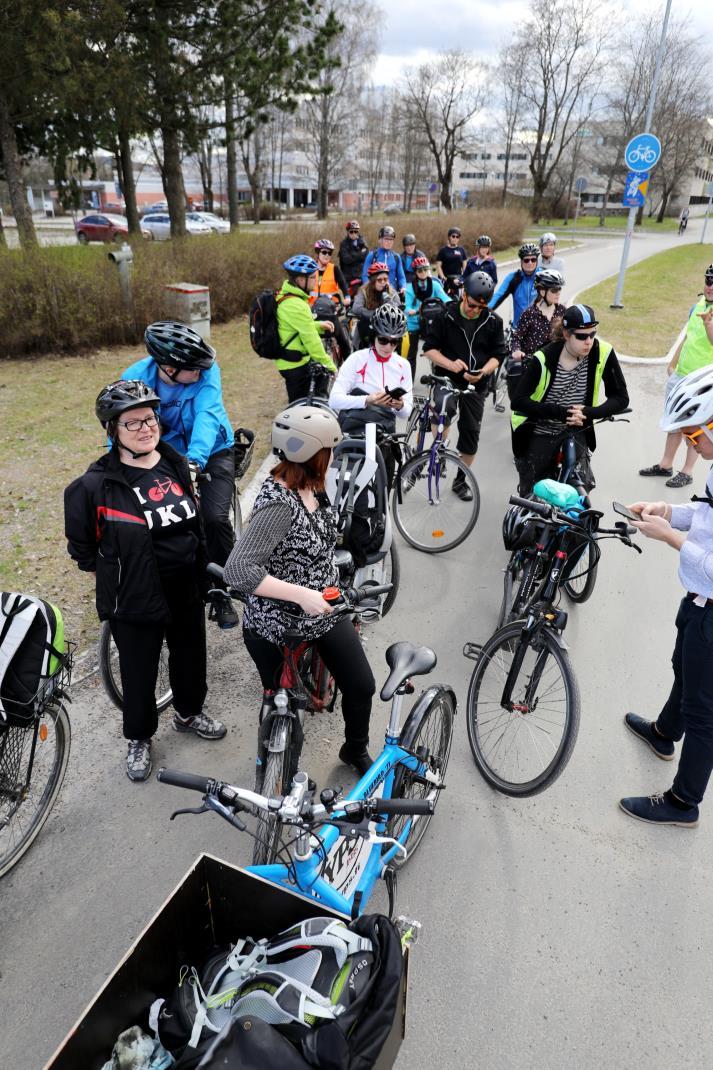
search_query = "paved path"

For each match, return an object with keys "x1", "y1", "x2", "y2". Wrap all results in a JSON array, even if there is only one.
[{"x1": 1, "y1": 221, "x2": 712, "y2": 1069}]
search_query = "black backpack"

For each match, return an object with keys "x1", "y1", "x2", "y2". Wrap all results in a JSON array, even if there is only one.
[{"x1": 249, "y1": 290, "x2": 301, "y2": 362}]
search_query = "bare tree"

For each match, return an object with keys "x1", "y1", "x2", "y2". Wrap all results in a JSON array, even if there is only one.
[
  {"x1": 497, "y1": 43, "x2": 526, "y2": 207},
  {"x1": 395, "y1": 93, "x2": 430, "y2": 211},
  {"x1": 402, "y1": 50, "x2": 485, "y2": 210},
  {"x1": 360, "y1": 85, "x2": 390, "y2": 213},
  {"x1": 239, "y1": 124, "x2": 263, "y2": 224}
]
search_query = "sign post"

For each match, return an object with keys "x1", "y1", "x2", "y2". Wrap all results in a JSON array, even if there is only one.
[
  {"x1": 573, "y1": 177, "x2": 587, "y2": 232},
  {"x1": 701, "y1": 181, "x2": 713, "y2": 246}
]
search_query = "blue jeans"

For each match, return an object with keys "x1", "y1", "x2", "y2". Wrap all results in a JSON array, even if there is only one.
[{"x1": 656, "y1": 596, "x2": 713, "y2": 806}]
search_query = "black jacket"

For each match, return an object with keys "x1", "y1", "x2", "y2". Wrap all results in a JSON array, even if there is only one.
[
  {"x1": 338, "y1": 235, "x2": 368, "y2": 283},
  {"x1": 510, "y1": 338, "x2": 630, "y2": 457},
  {"x1": 422, "y1": 300, "x2": 508, "y2": 392},
  {"x1": 64, "y1": 442, "x2": 205, "y2": 622}
]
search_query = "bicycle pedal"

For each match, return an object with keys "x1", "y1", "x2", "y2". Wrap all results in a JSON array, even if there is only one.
[
  {"x1": 463, "y1": 642, "x2": 482, "y2": 660},
  {"x1": 495, "y1": 403, "x2": 506, "y2": 413}
]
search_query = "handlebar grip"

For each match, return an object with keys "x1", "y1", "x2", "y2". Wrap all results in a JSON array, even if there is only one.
[
  {"x1": 419, "y1": 374, "x2": 433, "y2": 385},
  {"x1": 356, "y1": 583, "x2": 393, "y2": 600},
  {"x1": 157, "y1": 768, "x2": 215, "y2": 794},
  {"x1": 371, "y1": 797, "x2": 435, "y2": 816},
  {"x1": 207, "y1": 562, "x2": 225, "y2": 582},
  {"x1": 508, "y1": 495, "x2": 551, "y2": 517}
]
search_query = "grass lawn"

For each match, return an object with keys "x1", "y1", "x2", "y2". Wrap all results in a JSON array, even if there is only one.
[
  {"x1": 535, "y1": 214, "x2": 680, "y2": 232},
  {"x1": 576, "y1": 243, "x2": 713, "y2": 357},
  {"x1": 0, "y1": 318, "x2": 279, "y2": 648}
]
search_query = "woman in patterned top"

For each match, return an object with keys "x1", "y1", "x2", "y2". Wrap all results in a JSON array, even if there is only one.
[
  {"x1": 510, "y1": 269, "x2": 566, "y2": 362},
  {"x1": 224, "y1": 406, "x2": 377, "y2": 775}
]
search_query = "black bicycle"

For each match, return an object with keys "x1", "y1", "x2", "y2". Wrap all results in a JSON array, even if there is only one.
[{"x1": 465, "y1": 493, "x2": 640, "y2": 796}]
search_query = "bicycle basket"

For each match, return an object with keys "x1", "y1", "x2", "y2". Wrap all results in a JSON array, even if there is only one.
[{"x1": 233, "y1": 428, "x2": 256, "y2": 480}]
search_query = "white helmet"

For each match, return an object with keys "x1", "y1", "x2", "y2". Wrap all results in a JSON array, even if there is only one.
[
  {"x1": 539, "y1": 232, "x2": 557, "y2": 248},
  {"x1": 272, "y1": 405, "x2": 342, "y2": 462},
  {"x1": 661, "y1": 367, "x2": 713, "y2": 433}
]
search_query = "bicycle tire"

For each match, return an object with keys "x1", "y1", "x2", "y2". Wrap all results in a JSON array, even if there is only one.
[
  {"x1": 381, "y1": 542, "x2": 400, "y2": 617},
  {"x1": 0, "y1": 703, "x2": 71, "y2": 879},
  {"x1": 563, "y1": 540, "x2": 598, "y2": 603},
  {"x1": 99, "y1": 620, "x2": 173, "y2": 713},
  {"x1": 393, "y1": 450, "x2": 480, "y2": 554},
  {"x1": 386, "y1": 686, "x2": 455, "y2": 868},
  {"x1": 252, "y1": 723, "x2": 292, "y2": 866},
  {"x1": 466, "y1": 622, "x2": 580, "y2": 797}
]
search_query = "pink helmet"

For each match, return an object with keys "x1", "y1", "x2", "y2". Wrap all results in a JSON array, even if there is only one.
[
  {"x1": 314, "y1": 238, "x2": 335, "y2": 252},
  {"x1": 367, "y1": 261, "x2": 389, "y2": 277}
]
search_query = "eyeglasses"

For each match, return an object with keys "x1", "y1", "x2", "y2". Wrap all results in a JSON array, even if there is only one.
[
  {"x1": 464, "y1": 296, "x2": 486, "y2": 309},
  {"x1": 376, "y1": 336, "x2": 399, "y2": 346},
  {"x1": 683, "y1": 421, "x2": 713, "y2": 444},
  {"x1": 381, "y1": 236, "x2": 395, "y2": 241},
  {"x1": 547, "y1": 287, "x2": 562, "y2": 293},
  {"x1": 118, "y1": 414, "x2": 159, "y2": 432},
  {"x1": 572, "y1": 330, "x2": 596, "y2": 341},
  {"x1": 416, "y1": 268, "x2": 430, "y2": 274},
  {"x1": 522, "y1": 257, "x2": 538, "y2": 264}
]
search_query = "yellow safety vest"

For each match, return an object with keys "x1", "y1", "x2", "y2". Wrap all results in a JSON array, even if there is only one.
[{"x1": 511, "y1": 341, "x2": 612, "y2": 431}]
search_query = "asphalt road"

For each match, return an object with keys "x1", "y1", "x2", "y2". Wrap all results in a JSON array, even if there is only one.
[{"x1": 2, "y1": 222, "x2": 712, "y2": 1069}]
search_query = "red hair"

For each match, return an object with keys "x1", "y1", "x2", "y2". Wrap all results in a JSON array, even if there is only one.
[{"x1": 271, "y1": 446, "x2": 331, "y2": 492}]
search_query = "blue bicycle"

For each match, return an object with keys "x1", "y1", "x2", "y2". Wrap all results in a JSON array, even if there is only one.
[{"x1": 157, "y1": 639, "x2": 455, "y2": 917}]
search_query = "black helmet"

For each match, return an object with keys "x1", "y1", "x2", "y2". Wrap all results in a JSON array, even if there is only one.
[
  {"x1": 518, "y1": 242, "x2": 539, "y2": 260},
  {"x1": 402, "y1": 233, "x2": 416, "y2": 246},
  {"x1": 464, "y1": 271, "x2": 494, "y2": 300},
  {"x1": 378, "y1": 225, "x2": 396, "y2": 239},
  {"x1": 447, "y1": 227, "x2": 461, "y2": 238},
  {"x1": 371, "y1": 303, "x2": 407, "y2": 339},
  {"x1": 96, "y1": 379, "x2": 160, "y2": 428},
  {"x1": 145, "y1": 320, "x2": 216, "y2": 370},
  {"x1": 476, "y1": 234, "x2": 492, "y2": 247},
  {"x1": 705, "y1": 264, "x2": 713, "y2": 283},
  {"x1": 502, "y1": 502, "x2": 540, "y2": 552},
  {"x1": 562, "y1": 304, "x2": 598, "y2": 330},
  {"x1": 535, "y1": 269, "x2": 565, "y2": 291}
]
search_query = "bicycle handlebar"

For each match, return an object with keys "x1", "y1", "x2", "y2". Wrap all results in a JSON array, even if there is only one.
[
  {"x1": 507, "y1": 495, "x2": 641, "y2": 549},
  {"x1": 157, "y1": 768, "x2": 215, "y2": 793},
  {"x1": 419, "y1": 373, "x2": 478, "y2": 395}
]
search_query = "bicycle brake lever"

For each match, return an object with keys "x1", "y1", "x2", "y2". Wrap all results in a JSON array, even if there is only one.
[{"x1": 170, "y1": 803, "x2": 210, "y2": 821}]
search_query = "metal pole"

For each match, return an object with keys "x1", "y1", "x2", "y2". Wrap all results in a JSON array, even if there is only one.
[
  {"x1": 701, "y1": 193, "x2": 712, "y2": 245},
  {"x1": 610, "y1": 0, "x2": 673, "y2": 308},
  {"x1": 573, "y1": 191, "x2": 581, "y2": 233}
]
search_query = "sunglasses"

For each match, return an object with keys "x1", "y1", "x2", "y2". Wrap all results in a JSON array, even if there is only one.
[
  {"x1": 464, "y1": 296, "x2": 486, "y2": 308},
  {"x1": 522, "y1": 257, "x2": 538, "y2": 264},
  {"x1": 683, "y1": 421, "x2": 713, "y2": 444},
  {"x1": 376, "y1": 336, "x2": 399, "y2": 346},
  {"x1": 571, "y1": 330, "x2": 597, "y2": 341},
  {"x1": 318, "y1": 250, "x2": 332, "y2": 256},
  {"x1": 349, "y1": 229, "x2": 359, "y2": 234}
]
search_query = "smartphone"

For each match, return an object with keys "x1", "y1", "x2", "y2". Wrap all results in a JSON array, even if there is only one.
[
  {"x1": 612, "y1": 501, "x2": 639, "y2": 521},
  {"x1": 385, "y1": 387, "x2": 407, "y2": 399}
]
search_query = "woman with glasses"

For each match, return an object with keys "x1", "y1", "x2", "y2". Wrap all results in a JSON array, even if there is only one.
[
  {"x1": 351, "y1": 261, "x2": 401, "y2": 348},
  {"x1": 310, "y1": 238, "x2": 349, "y2": 307},
  {"x1": 64, "y1": 380, "x2": 226, "y2": 783},
  {"x1": 489, "y1": 243, "x2": 541, "y2": 329},
  {"x1": 510, "y1": 304, "x2": 629, "y2": 495}
]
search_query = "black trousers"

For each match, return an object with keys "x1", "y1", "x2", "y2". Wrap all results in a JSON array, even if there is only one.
[
  {"x1": 110, "y1": 569, "x2": 207, "y2": 740},
  {"x1": 280, "y1": 363, "x2": 331, "y2": 404},
  {"x1": 515, "y1": 432, "x2": 589, "y2": 496},
  {"x1": 243, "y1": 617, "x2": 375, "y2": 745},
  {"x1": 407, "y1": 331, "x2": 420, "y2": 378},
  {"x1": 656, "y1": 596, "x2": 713, "y2": 806},
  {"x1": 201, "y1": 447, "x2": 236, "y2": 567}
]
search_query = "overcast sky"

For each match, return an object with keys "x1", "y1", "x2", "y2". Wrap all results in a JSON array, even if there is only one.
[{"x1": 373, "y1": 0, "x2": 708, "y2": 84}]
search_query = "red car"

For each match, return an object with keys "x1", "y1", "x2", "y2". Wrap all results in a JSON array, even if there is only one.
[{"x1": 75, "y1": 213, "x2": 130, "y2": 244}]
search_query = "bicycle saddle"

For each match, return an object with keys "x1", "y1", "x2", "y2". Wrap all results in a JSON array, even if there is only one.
[{"x1": 380, "y1": 642, "x2": 437, "y2": 701}]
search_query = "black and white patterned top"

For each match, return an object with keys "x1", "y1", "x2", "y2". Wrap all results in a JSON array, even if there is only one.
[
  {"x1": 224, "y1": 477, "x2": 338, "y2": 644},
  {"x1": 533, "y1": 356, "x2": 589, "y2": 437}
]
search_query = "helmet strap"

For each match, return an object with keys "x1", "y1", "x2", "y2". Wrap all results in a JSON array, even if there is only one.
[{"x1": 158, "y1": 364, "x2": 181, "y2": 383}]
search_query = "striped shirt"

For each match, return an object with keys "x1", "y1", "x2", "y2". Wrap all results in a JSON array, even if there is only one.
[{"x1": 533, "y1": 356, "x2": 589, "y2": 437}]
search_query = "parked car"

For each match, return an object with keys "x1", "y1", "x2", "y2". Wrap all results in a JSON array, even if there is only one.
[
  {"x1": 75, "y1": 213, "x2": 132, "y2": 244},
  {"x1": 187, "y1": 211, "x2": 230, "y2": 234},
  {"x1": 102, "y1": 202, "x2": 125, "y2": 214},
  {"x1": 383, "y1": 203, "x2": 403, "y2": 215},
  {"x1": 141, "y1": 201, "x2": 168, "y2": 214},
  {"x1": 141, "y1": 213, "x2": 212, "y2": 240}
]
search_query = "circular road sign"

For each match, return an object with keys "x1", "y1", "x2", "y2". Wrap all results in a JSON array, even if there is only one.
[
  {"x1": 574, "y1": 177, "x2": 588, "y2": 193},
  {"x1": 624, "y1": 133, "x2": 661, "y2": 172}
]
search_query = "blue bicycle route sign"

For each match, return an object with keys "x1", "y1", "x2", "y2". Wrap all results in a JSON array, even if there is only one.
[
  {"x1": 624, "y1": 133, "x2": 661, "y2": 172},
  {"x1": 622, "y1": 170, "x2": 650, "y2": 207}
]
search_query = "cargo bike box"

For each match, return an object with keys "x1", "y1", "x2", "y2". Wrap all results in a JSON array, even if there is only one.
[{"x1": 45, "y1": 853, "x2": 408, "y2": 1070}]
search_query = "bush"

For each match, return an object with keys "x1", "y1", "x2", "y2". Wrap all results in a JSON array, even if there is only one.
[{"x1": 0, "y1": 207, "x2": 528, "y2": 357}]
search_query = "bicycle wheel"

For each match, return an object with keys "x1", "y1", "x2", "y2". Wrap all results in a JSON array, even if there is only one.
[
  {"x1": 387, "y1": 686, "x2": 455, "y2": 868},
  {"x1": 231, "y1": 483, "x2": 243, "y2": 540},
  {"x1": 0, "y1": 703, "x2": 71, "y2": 879},
  {"x1": 393, "y1": 450, "x2": 480, "y2": 553},
  {"x1": 252, "y1": 723, "x2": 292, "y2": 866},
  {"x1": 466, "y1": 622, "x2": 580, "y2": 797},
  {"x1": 563, "y1": 539, "x2": 598, "y2": 603},
  {"x1": 99, "y1": 621, "x2": 173, "y2": 713},
  {"x1": 381, "y1": 542, "x2": 400, "y2": 617},
  {"x1": 403, "y1": 395, "x2": 428, "y2": 452}
]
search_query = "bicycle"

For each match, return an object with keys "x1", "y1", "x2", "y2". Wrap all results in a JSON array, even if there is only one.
[
  {"x1": 0, "y1": 643, "x2": 74, "y2": 878},
  {"x1": 487, "y1": 324, "x2": 511, "y2": 414},
  {"x1": 99, "y1": 427, "x2": 255, "y2": 714},
  {"x1": 157, "y1": 634, "x2": 455, "y2": 916},
  {"x1": 465, "y1": 490, "x2": 640, "y2": 796},
  {"x1": 392, "y1": 374, "x2": 481, "y2": 553}
]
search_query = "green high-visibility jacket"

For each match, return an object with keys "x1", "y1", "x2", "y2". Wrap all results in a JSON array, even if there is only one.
[{"x1": 275, "y1": 280, "x2": 337, "y2": 374}]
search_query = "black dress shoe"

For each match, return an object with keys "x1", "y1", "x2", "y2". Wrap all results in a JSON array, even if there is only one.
[{"x1": 338, "y1": 742, "x2": 374, "y2": 777}]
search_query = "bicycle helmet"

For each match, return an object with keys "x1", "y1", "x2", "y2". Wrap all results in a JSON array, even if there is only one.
[
  {"x1": 314, "y1": 238, "x2": 335, "y2": 252},
  {"x1": 447, "y1": 227, "x2": 461, "y2": 238},
  {"x1": 704, "y1": 264, "x2": 713, "y2": 283},
  {"x1": 272, "y1": 405, "x2": 342, "y2": 462},
  {"x1": 502, "y1": 502, "x2": 541, "y2": 552},
  {"x1": 535, "y1": 269, "x2": 565, "y2": 290},
  {"x1": 476, "y1": 234, "x2": 492, "y2": 247},
  {"x1": 378, "y1": 225, "x2": 396, "y2": 239},
  {"x1": 283, "y1": 254, "x2": 319, "y2": 276},
  {"x1": 412, "y1": 255, "x2": 430, "y2": 271},
  {"x1": 661, "y1": 366, "x2": 713, "y2": 433},
  {"x1": 463, "y1": 271, "x2": 494, "y2": 300},
  {"x1": 96, "y1": 379, "x2": 160, "y2": 428},
  {"x1": 402, "y1": 233, "x2": 416, "y2": 246},
  {"x1": 145, "y1": 321, "x2": 216, "y2": 370},
  {"x1": 562, "y1": 304, "x2": 598, "y2": 330},
  {"x1": 518, "y1": 242, "x2": 540, "y2": 259},
  {"x1": 371, "y1": 303, "x2": 407, "y2": 339},
  {"x1": 538, "y1": 232, "x2": 557, "y2": 248},
  {"x1": 345, "y1": 220, "x2": 360, "y2": 231},
  {"x1": 367, "y1": 260, "x2": 389, "y2": 278}
]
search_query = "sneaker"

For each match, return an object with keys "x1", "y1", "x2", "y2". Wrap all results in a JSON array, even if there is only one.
[
  {"x1": 638, "y1": 464, "x2": 673, "y2": 477},
  {"x1": 665, "y1": 472, "x2": 693, "y2": 488},
  {"x1": 212, "y1": 592, "x2": 239, "y2": 630},
  {"x1": 338, "y1": 741, "x2": 374, "y2": 777},
  {"x1": 452, "y1": 472, "x2": 473, "y2": 502},
  {"x1": 126, "y1": 739, "x2": 152, "y2": 782},
  {"x1": 173, "y1": 712, "x2": 227, "y2": 740},
  {"x1": 624, "y1": 713, "x2": 675, "y2": 761},
  {"x1": 619, "y1": 792, "x2": 699, "y2": 827}
]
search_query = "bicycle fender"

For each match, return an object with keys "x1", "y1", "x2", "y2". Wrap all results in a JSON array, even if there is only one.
[
  {"x1": 542, "y1": 628, "x2": 569, "y2": 652},
  {"x1": 267, "y1": 714, "x2": 292, "y2": 753},
  {"x1": 398, "y1": 685, "x2": 458, "y2": 747}
]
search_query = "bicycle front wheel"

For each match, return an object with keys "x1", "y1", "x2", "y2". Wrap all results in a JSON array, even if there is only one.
[
  {"x1": 0, "y1": 703, "x2": 71, "y2": 879},
  {"x1": 563, "y1": 539, "x2": 598, "y2": 603},
  {"x1": 393, "y1": 450, "x2": 480, "y2": 553},
  {"x1": 466, "y1": 623, "x2": 580, "y2": 797},
  {"x1": 387, "y1": 686, "x2": 455, "y2": 868},
  {"x1": 252, "y1": 724, "x2": 292, "y2": 866},
  {"x1": 99, "y1": 621, "x2": 173, "y2": 713},
  {"x1": 381, "y1": 542, "x2": 400, "y2": 617}
]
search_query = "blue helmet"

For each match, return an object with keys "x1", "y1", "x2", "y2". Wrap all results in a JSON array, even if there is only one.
[{"x1": 284, "y1": 254, "x2": 318, "y2": 276}]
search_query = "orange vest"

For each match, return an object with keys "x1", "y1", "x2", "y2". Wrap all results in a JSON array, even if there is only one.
[{"x1": 309, "y1": 262, "x2": 340, "y2": 305}]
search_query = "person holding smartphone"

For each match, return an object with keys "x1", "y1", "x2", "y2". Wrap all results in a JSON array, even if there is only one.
[{"x1": 620, "y1": 365, "x2": 713, "y2": 827}]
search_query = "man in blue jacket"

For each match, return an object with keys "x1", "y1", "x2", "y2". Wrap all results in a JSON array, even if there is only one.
[
  {"x1": 362, "y1": 225, "x2": 406, "y2": 293},
  {"x1": 123, "y1": 320, "x2": 238, "y2": 628},
  {"x1": 489, "y1": 242, "x2": 540, "y2": 327}
]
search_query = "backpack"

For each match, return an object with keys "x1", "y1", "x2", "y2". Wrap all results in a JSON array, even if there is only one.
[
  {"x1": 249, "y1": 290, "x2": 301, "y2": 362},
  {"x1": 0, "y1": 592, "x2": 65, "y2": 727},
  {"x1": 418, "y1": 295, "x2": 446, "y2": 334}
]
